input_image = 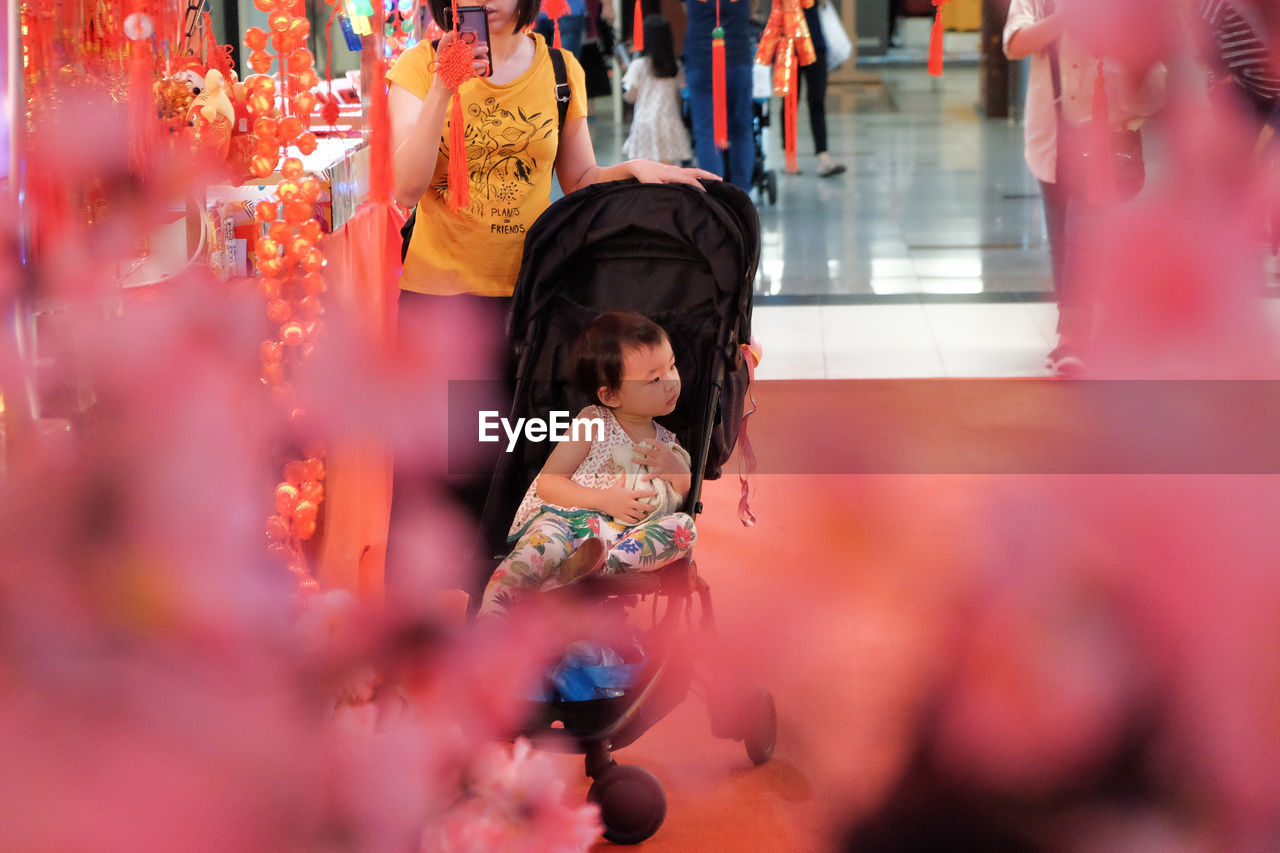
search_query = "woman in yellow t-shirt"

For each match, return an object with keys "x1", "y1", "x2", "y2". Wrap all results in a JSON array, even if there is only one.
[{"x1": 387, "y1": 0, "x2": 716, "y2": 299}]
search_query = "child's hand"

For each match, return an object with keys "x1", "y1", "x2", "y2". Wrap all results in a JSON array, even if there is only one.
[
  {"x1": 600, "y1": 484, "x2": 658, "y2": 525},
  {"x1": 634, "y1": 441, "x2": 688, "y2": 478}
]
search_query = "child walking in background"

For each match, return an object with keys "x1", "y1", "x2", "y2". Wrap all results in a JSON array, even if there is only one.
[
  {"x1": 621, "y1": 15, "x2": 692, "y2": 165},
  {"x1": 479, "y1": 312, "x2": 696, "y2": 619}
]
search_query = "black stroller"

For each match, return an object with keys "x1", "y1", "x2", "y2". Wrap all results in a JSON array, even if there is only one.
[{"x1": 478, "y1": 179, "x2": 776, "y2": 844}]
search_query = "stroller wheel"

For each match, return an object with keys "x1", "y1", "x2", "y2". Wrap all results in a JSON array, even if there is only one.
[
  {"x1": 588, "y1": 764, "x2": 667, "y2": 845},
  {"x1": 744, "y1": 689, "x2": 777, "y2": 766}
]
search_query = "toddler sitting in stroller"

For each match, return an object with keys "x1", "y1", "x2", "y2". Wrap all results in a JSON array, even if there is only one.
[{"x1": 479, "y1": 312, "x2": 697, "y2": 619}]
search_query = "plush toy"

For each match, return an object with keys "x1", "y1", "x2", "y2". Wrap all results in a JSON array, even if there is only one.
[
  {"x1": 611, "y1": 442, "x2": 691, "y2": 522},
  {"x1": 187, "y1": 68, "x2": 235, "y2": 161}
]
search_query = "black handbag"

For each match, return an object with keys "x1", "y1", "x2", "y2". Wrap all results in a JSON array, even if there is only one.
[{"x1": 1048, "y1": 43, "x2": 1145, "y2": 203}]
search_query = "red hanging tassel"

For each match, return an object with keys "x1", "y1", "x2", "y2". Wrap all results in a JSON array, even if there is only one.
[
  {"x1": 784, "y1": 59, "x2": 799, "y2": 173},
  {"x1": 447, "y1": 92, "x2": 470, "y2": 212},
  {"x1": 432, "y1": 19, "x2": 478, "y2": 213},
  {"x1": 1087, "y1": 60, "x2": 1115, "y2": 204},
  {"x1": 542, "y1": 0, "x2": 570, "y2": 47},
  {"x1": 633, "y1": 0, "x2": 645, "y2": 50},
  {"x1": 712, "y1": 25, "x2": 727, "y2": 149},
  {"x1": 928, "y1": 0, "x2": 950, "y2": 77}
]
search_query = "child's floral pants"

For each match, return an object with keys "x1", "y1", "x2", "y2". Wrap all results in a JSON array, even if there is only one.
[{"x1": 479, "y1": 509, "x2": 697, "y2": 618}]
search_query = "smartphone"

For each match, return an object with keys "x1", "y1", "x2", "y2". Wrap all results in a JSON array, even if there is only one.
[{"x1": 443, "y1": 5, "x2": 491, "y2": 77}]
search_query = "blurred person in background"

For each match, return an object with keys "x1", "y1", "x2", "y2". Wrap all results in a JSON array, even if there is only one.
[
  {"x1": 1004, "y1": 0, "x2": 1164, "y2": 377},
  {"x1": 683, "y1": 0, "x2": 755, "y2": 189}
]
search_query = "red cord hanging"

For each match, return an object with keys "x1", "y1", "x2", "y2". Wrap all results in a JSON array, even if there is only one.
[
  {"x1": 711, "y1": 0, "x2": 727, "y2": 150},
  {"x1": 928, "y1": 0, "x2": 953, "y2": 77},
  {"x1": 633, "y1": 0, "x2": 645, "y2": 50},
  {"x1": 432, "y1": 0, "x2": 478, "y2": 213}
]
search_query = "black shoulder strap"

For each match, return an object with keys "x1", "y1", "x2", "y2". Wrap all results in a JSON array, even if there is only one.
[{"x1": 549, "y1": 47, "x2": 572, "y2": 130}]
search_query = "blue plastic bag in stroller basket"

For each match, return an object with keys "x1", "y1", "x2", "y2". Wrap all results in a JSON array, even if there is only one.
[{"x1": 544, "y1": 641, "x2": 644, "y2": 702}]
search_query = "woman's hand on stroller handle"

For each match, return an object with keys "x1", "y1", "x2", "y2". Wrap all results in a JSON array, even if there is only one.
[{"x1": 626, "y1": 159, "x2": 720, "y2": 189}]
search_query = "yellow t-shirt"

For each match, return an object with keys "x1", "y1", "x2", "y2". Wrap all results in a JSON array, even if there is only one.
[{"x1": 387, "y1": 33, "x2": 588, "y2": 296}]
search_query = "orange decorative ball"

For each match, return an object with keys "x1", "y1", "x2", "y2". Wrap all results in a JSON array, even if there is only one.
[
  {"x1": 249, "y1": 50, "x2": 273, "y2": 74},
  {"x1": 293, "y1": 500, "x2": 317, "y2": 524},
  {"x1": 284, "y1": 460, "x2": 309, "y2": 485},
  {"x1": 300, "y1": 221, "x2": 324, "y2": 243},
  {"x1": 287, "y1": 48, "x2": 315, "y2": 75},
  {"x1": 295, "y1": 69, "x2": 320, "y2": 90},
  {"x1": 266, "y1": 299, "x2": 291, "y2": 324},
  {"x1": 300, "y1": 248, "x2": 325, "y2": 272},
  {"x1": 259, "y1": 256, "x2": 285, "y2": 277},
  {"x1": 254, "y1": 201, "x2": 278, "y2": 222},
  {"x1": 277, "y1": 116, "x2": 304, "y2": 144},
  {"x1": 245, "y1": 27, "x2": 270, "y2": 51},
  {"x1": 298, "y1": 295, "x2": 324, "y2": 319},
  {"x1": 268, "y1": 10, "x2": 292, "y2": 32},
  {"x1": 285, "y1": 202, "x2": 314, "y2": 225},
  {"x1": 295, "y1": 132, "x2": 318, "y2": 156},
  {"x1": 258, "y1": 277, "x2": 282, "y2": 301},
  {"x1": 281, "y1": 321, "x2": 306, "y2": 346},
  {"x1": 274, "y1": 483, "x2": 300, "y2": 516},
  {"x1": 280, "y1": 157, "x2": 305, "y2": 180},
  {"x1": 268, "y1": 222, "x2": 293, "y2": 243},
  {"x1": 260, "y1": 339, "x2": 284, "y2": 364},
  {"x1": 301, "y1": 271, "x2": 326, "y2": 295},
  {"x1": 293, "y1": 90, "x2": 318, "y2": 117},
  {"x1": 250, "y1": 155, "x2": 275, "y2": 178}
]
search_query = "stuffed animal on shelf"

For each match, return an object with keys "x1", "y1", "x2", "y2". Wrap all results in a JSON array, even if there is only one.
[{"x1": 187, "y1": 68, "x2": 235, "y2": 161}]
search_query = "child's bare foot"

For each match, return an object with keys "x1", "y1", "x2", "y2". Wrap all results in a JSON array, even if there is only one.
[{"x1": 558, "y1": 538, "x2": 607, "y2": 584}]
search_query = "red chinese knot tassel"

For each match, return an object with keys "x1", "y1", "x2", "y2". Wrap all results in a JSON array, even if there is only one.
[
  {"x1": 633, "y1": 0, "x2": 645, "y2": 50},
  {"x1": 928, "y1": 0, "x2": 951, "y2": 77},
  {"x1": 784, "y1": 65, "x2": 799, "y2": 173},
  {"x1": 712, "y1": 25, "x2": 728, "y2": 149},
  {"x1": 432, "y1": 35, "x2": 478, "y2": 213},
  {"x1": 542, "y1": 0, "x2": 570, "y2": 48}
]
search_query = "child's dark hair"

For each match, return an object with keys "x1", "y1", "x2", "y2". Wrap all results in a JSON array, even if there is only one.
[
  {"x1": 572, "y1": 311, "x2": 671, "y2": 403},
  {"x1": 641, "y1": 15, "x2": 679, "y2": 79}
]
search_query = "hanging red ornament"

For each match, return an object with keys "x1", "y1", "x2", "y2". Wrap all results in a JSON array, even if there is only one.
[
  {"x1": 755, "y1": 0, "x2": 814, "y2": 173},
  {"x1": 432, "y1": 28, "x2": 478, "y2": 213},
  {"x1": 245, "y1": 27, "x2": 270, "y2": 51},
  {"x1": 711, "y1": 0, "x2": 727, "y2": 151},
  {"x1": 542, "y1": 0, "x2": 571, "y2": 48},
  {"x1": 928, "y1": 0, "x2": 953, "y2": 77}
]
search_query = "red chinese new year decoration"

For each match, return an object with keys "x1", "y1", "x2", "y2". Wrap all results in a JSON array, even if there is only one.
[
  {"x1": 756, "y1": 0, "x2": 815, "y2": 173},
  {"x1": 431, "y1": 0, "x2": 479, "y2": 214},
  {"x1": 928, "y1": 0, "x2": 954, "y2": 77}
]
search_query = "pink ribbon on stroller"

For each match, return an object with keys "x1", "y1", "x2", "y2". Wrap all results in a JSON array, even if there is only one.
[{"x1": 736, "y1": 338, "x2": 762, "y2": 527}]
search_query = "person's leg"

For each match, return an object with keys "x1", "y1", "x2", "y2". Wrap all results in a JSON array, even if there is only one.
[
  {"x1": 725, "y1": 62, "x2": 756, "y2": 190},
  {"x1": 683, "y1": 62, "x2": 724, "y2": 178},
  {"x1": 478, "y1": 513, "x2": 575, "y2": 618},
  {"x1": 1040, "y1": 178, "x2": 1089, "y2": 367},
  {"x1": 604, "y1": 512, "x2": 697, "y2": 572}
]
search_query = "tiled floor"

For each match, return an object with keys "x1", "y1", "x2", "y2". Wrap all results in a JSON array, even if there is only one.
[{"x1": 595, "y1": 63, "x2": 1065, "y2": 379}]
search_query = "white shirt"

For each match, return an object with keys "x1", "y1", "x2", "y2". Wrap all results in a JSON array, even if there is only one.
[{"x1": 1004, "y1": 0, "x2": 1164, "y2": 183}]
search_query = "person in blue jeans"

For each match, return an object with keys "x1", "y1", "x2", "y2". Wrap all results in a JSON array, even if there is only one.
[
  {"x1": 535, "y1": 0, "x2": 588, "y2": 55},
  {"x1": 683, "y1": 0, "x2": 754, "y2": 190}
]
